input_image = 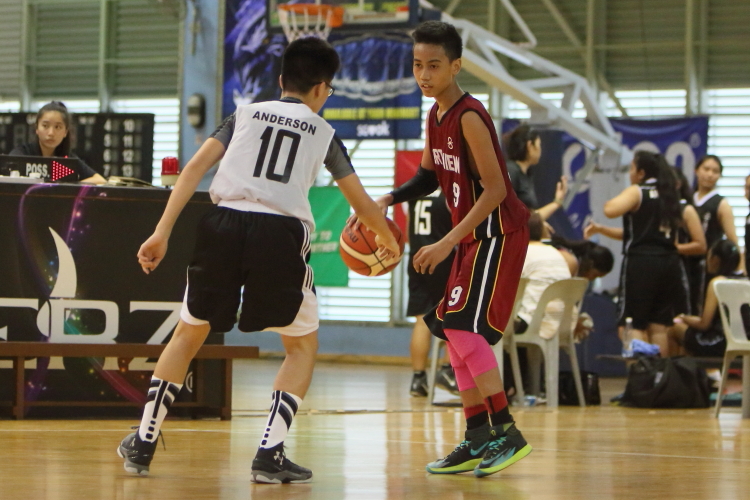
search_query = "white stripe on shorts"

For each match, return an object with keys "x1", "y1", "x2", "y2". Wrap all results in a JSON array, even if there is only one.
[{"x1": 473, "y1": 237, "x2": 497, "y2": 332}]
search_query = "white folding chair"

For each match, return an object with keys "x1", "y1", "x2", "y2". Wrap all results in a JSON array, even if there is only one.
[
  {"x1": 505, "y1": 277, "x2": 589, "y2": 409},
  {"x1": 494, "y1": 277, "x2": 529, "y2": 405},
  {"x1": 427, "y1": 278, "x2": 528, "y2": 404},
  {"x1": 712, "y1": 280, "x2": 750, "y2": 417}
]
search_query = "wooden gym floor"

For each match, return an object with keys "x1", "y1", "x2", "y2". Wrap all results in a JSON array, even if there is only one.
[{"x1": 0, "y1": 359, "x2": 748, "y2": 500}]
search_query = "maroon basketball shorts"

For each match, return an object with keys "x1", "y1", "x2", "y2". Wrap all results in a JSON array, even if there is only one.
[{"x1": 425, "y1": 226, "x2": 529, "y2": 345}]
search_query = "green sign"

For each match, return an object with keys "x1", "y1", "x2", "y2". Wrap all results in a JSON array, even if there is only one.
[{"x1": 309, "y1": 186, "x2": 349, "y2": 287}]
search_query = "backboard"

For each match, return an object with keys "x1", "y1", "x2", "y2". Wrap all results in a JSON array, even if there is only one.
[{"x1": 268, "y1": 0, "x2": 421, "y2": 36}]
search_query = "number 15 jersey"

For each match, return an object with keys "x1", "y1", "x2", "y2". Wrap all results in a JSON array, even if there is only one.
[{"x1": 209, "y1": 97, "x2": 354, "y2": 230}]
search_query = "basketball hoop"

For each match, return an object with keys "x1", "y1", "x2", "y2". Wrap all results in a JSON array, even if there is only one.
[{"x1": 277, "y1": 2, "x2": 344, "y2": 42}]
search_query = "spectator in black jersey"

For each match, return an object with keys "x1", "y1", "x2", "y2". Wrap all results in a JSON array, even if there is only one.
[
  {"x1": 503, "y1": 124, "x2": 567, "y2": 220},
  {"x1": 693, "y1": 155, "x2": 738, "y2": 248},
  {"x1": 688, "y1": 155, "x2": 739, "y2": 313},
  {"x1": 671, "y1": 239, "x2": 745, "y2": 357},
  {"x1": 406, "y1": 190, "x2": 458, "y2": 397},
  {"x1": 8, "y1": 101, "x2": 105, "y2": 184},
  {"x1": 584, "y1": 151, "x2": 688, "y2": 356},
  {"x1": 672, "y1": 168, "x2": 708, "y2": 315}
]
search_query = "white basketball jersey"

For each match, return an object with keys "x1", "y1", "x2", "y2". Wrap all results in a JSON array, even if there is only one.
[{"x1": 209, "y1": 101, "x2": 335, "y2": 229}]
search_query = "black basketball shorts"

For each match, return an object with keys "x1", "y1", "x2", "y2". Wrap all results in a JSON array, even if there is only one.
[
  {"x1": 618, "y1": 252, "x2": 683, "y2": 329},
  {"x1": 406, "y1": 249, "x2": 455, "y2": 317},
  {"x1": 180, "y1": 206, "x2": 317, "y2": 336}
]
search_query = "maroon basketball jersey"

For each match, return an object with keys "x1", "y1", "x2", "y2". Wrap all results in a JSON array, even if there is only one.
[{"x1": 427, "y1": 94, "x2": 529, "y2": 243}]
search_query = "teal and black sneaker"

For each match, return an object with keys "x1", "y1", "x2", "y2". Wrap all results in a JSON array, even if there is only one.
[
  {"x1": 474, "y1": 423, "x2": 532, "y2": 477},
  {"x1": 426, "y1": 423, "x2": 491, "y2": 474}
]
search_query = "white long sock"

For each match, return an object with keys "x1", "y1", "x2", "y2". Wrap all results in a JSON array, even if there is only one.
[
  {"x1": 138, "y1": 377, "x2": 183, "y2": 443},
  {"x1": 259, "y1": 391, "x2": 302, "y2": 449}
]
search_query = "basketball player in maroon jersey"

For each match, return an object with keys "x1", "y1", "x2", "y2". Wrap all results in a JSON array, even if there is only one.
[{"x1": 376, "y1": 21, "x2": 532, "y2": 477}]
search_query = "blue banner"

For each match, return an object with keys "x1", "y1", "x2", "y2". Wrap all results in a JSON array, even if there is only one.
[
  {"x1": 560, "y1": 133, "x2": 593, "y2": 238},
  {"x1": 610, "y1": 116, "x2": 709, "y2": 186},
  {"x1": 223, "y1": 0, "x2": 422, "y2": 139},
  {"x1": 321, "y1": 33, "x2": 423, "y2": 139},
  {"x1": 223, "y1": 0, "x2": 285, "y2": 116},
  {"x1": 502, "y1": 116, "x2": 709, "y2": 239}
]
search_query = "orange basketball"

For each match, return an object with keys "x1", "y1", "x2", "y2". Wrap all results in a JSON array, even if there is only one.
[{"x1": 339, "y1": 218, "x2": 405, "y2": 276}]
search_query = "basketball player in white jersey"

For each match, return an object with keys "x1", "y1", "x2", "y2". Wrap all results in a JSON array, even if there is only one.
[{"x1": 117, "y1": 37, "x2": 400, "y2": 484}]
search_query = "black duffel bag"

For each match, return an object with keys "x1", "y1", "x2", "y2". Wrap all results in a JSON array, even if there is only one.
[
  {"x1": 559, "y1": 371, "x2": 601, "y2": 406},
  {"x1": 621, "y1": 356, "x2": 711, "y2": 408}
]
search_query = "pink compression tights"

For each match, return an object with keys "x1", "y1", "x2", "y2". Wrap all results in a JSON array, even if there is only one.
[{"x1": 444, "y1": 328, "x2": 498, "y2": 392}]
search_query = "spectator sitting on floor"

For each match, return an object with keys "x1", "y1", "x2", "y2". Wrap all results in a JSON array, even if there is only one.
[{"x1": 670, "y1": 239, "x2": 745, "y2": 357}]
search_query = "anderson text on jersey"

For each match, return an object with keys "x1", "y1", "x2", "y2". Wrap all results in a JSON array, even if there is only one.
[{"x1": 252, "y1": 111, "x2": 317, "y2": 135}]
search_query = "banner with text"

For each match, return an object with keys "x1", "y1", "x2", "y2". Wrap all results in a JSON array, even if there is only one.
[
  {"x1": 309, "y1": 186, "x2": 350, "y2": 287},
  {"x1": 322, "y1": 33, "x2": 423, "y2": 140},
  {"x1": 223, "y1": 0, "x2": 422, "y2": 139},
  {"x1": 610, "y1": 116, "x2": 709, "y2": 185}
]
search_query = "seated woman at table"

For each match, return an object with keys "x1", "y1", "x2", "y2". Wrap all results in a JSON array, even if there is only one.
[
  {"x1": 670, "y1": 239, "x2": 745, "y2": 357},
  {"x1": 9, "y1": 101, "x2": 106, "y2": 184}
]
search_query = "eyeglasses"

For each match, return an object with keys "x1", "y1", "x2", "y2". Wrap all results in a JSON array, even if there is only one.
[{"x1": 318, "y1": 81, "x2": 335, "y2": 97}]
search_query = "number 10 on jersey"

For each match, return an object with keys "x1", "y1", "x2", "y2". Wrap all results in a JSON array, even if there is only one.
[{"x1": 254, "y1": 126, "x2": 301, "y2": 184}]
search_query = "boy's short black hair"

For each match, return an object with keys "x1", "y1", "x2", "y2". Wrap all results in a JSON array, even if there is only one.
[
  {"x1": 412, "y1": 21, "x2": 462, "y2": 61},
  {"x1": 281, "y1": 37, "x2": 340, "y2": 94}
]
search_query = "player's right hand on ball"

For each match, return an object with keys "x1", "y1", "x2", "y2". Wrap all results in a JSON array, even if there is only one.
[
  {"x1": 375, "y1": 233, "x2": 401, "y2": 261},
  {"x1": 347, "y1": 194, "x2": 391, "y2": 230},
  {"x1": 137, "y1": 233, "x2": 168, "y2": 274}
]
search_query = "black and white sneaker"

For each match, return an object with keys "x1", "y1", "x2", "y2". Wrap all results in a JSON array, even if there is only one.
[
  {"x1": 435, "y1": 364, "x2": 459, "y2": 395},
  {"x1": 251, "y1": 443, "x2": 313, "y2": 484},
  {"x1": 117, "y1": 429, "x2": 160, "y2": 476},
  {"x1": 410, "y1": 372, "x2": 428, "y2": 397}
]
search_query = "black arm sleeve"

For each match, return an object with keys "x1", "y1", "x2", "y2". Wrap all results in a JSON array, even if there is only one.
[{"x1": 389, "y1": 167, "x2": 439, "y2": 205}]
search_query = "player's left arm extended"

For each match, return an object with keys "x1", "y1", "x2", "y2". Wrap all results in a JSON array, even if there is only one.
[
  {"x1": 154, "y1": 138, "x2": 225, "y2": 238},
  {"x1": 137, "y1": 138, "x2": 225, "y2": 274},
  {"x1": 413, "y1": 112, "x2": 506, "y2": 274}
]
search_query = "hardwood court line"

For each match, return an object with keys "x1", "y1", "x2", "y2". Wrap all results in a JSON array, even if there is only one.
[
  {"x1": 2, "y1": 427, "x2": 748, "y2": 465},
  {"x1": 511, "y1": 447, "x2": 750, "y2": 463},
  {"x1": 231, "y1": 408, "x2": 457, "y2": 414}
]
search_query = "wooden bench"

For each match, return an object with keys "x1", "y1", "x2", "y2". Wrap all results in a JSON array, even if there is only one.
[{"x1": 0, "y1": 342, "x2": 258, "y2": 420}]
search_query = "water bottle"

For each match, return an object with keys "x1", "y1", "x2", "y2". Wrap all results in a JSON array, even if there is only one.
[{"x1": 622, "y1": 317, "x2": 633, "y2": 358}]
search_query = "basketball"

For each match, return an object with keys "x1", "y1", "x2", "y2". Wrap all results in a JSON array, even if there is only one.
[{"x1": 339, "y1": 218, "x2": 405, "y2": 276}]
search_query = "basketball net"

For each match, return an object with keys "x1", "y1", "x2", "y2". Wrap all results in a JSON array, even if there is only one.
[{"x1": 277, "y1": 1, "x2": 344, "y2": 41}]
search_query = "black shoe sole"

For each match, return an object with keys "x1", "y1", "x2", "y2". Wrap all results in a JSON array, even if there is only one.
[
  {"x1": 117, "y1": 445, "x2": 150, "y2": 476},
  {"x1": 251, "y1": 469, "x2": 313, "y2": 484}
]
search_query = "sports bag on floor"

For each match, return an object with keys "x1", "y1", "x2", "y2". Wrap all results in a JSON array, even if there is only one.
[{"x1": 622, "y1": 356, "x2": 711, "y2": 408}]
